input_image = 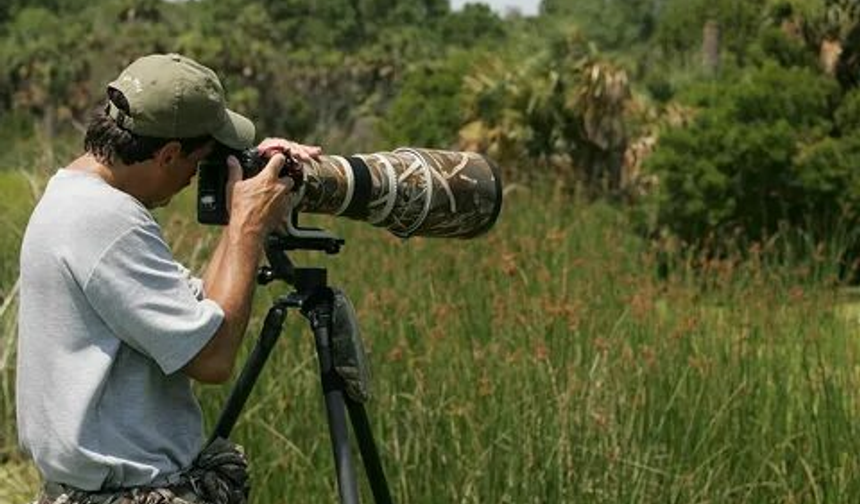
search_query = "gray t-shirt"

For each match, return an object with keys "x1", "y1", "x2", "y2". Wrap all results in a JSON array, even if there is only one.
[{"x1": 16, "y1": 169, "x2": 225, "y2": 491}]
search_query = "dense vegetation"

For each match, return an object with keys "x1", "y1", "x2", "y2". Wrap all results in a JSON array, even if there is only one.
[
  {"x1": 5, "y1": 178, "x2": 860, "y2": 503},
  {"x1": 4, "y1": 0, "x2": 860, "y2": 502},
  {"x1": 3, "y1": 0, "x2": 860, "y2": 247}
]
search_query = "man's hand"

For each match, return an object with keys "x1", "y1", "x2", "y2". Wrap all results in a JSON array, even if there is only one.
[
  {"x1": 186, "y1": 138, "x2": 323, "y2": 384},
  {"x1": 224, "y1": 138, "x2": 323, "y2": 236},
  {"x1": 256, "y1": 137, "x2": 323, "y2": 164},
  {"x1": 254, "y1": 138, "x2": 324, "y2": 234},
  {"x1": 226, "y1": 152, "x2": 293, "y2": 237}
]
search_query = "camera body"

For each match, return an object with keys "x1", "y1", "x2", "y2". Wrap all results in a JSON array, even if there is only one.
[{"x1": 197, "y1": 146, "x2": 300, "y2": 225}]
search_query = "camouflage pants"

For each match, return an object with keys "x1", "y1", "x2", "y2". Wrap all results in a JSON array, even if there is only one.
[{"x1": 37, "y1": 438, "x2": 249, "y2": 504}]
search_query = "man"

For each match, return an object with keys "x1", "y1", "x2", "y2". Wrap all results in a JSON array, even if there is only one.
[{"x1": 16, "y1": 53, "x2": 321, "y2": 503}]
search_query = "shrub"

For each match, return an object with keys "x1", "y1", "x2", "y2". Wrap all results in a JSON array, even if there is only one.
[
  {"x1": 645, "y1": 63, "x2": 846, "y2": 248},
  {"x1": 378, "y1": 53, "x2": 474, "y2": 149},
  {"x1": 752, "y1": 27, "x2": 818, "y2": 70},
  {"x1": 835, "y1": 88, "x2": 860, "y2": 134}
]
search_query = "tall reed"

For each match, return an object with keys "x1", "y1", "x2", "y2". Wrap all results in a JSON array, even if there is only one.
[{"x1": 2, "y1": 179, "x2": 860, "y2": 503}]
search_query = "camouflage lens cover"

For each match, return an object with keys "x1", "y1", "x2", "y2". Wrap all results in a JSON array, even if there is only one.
[{"x1": 294, "y1": 148, "x2": 502, "y2": 239}]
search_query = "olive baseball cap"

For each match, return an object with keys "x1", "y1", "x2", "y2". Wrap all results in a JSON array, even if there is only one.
[{"x1": 106, "y1": 53, "x2": 255, "y2": 149}]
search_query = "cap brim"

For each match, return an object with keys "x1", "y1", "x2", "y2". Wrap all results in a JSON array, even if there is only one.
[{"x1": 212, "y1": 109, "x2": 256, "y2": 150}]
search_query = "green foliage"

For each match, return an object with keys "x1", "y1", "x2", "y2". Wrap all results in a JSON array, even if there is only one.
[
  {"x1": 251, "y1": 0, "x2": 453, "y2": 53},
  {"x1": 0, "y1": 0, "x2": 515, "y2": 153},
  {"x1": 379, "y1": 54, "x2": 473, "y2": 148},
  {"x1": 0, "y1": 171, "x2": 35, "y2": 281},
  {"x1": 793, "y1": 133, "x2": 860, "y2": 222},
  {"x1": 655, "y1": 0, "x2": 769, "y2": 60},
  {"x1": 752, "y1": 26, "x2": 819, "y2": 68},
  {"x1": 541, "y1": 0, "x2": 659, "y2": 50},
  {"x1": 542, "y1": 0, "x2": 772, "y2": 64},
  {"x1": 646, "y1": 64, "x2": 846, "y2": 246},
  {"x1": 0, "y1": 0, "x2": 188, "y2": 133},
  {"x1": 12, "y1": 175, "x2": 860, "y2": 501},
  {"x1": 0, "y1": 0, "x2": 91, "y2": 26},
  {"x1": 835, "y1": 87, "x2": 860, "y2": 132},
  {"x1": 0, "y1": 7, "x2": 89, "y2": 113},
  {"x1": 8, "y1": 3, "x2": 860, "y2": 501},
  {"x1": 458, "y1": 26, "x2": 632, "y2": 190},
  {"x1": 436, "y1": 3, "x2": 506, "y2": 48}
]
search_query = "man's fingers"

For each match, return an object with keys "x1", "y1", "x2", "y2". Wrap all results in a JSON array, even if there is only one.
[
  {"x1": 287, "y1": 144, "x2": 321, "y2": 161},
  {"x1": 257, "y1": 138, "x2": 323, "y2": 162},
  {"x1": 257, "y1": 138, "x2": 285, "y2": 152},
  {"x1": 227, "y1": 155, "x2": 242, "y2": 184},
  {"x1": 263, "y1": 152, "x2": 286, "y2": 179},
  {"x1": 225, "y1": 155, "x2": 243, "y2": 214},
  {"x1": 296, "y1": 145, "x2": 323, "y2": 161}
]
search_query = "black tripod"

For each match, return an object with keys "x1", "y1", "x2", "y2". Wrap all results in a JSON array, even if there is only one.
[{"x1": 208, "y1": 223, "x2": 393, "y2": 504}]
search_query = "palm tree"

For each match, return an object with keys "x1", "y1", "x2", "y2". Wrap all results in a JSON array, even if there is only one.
[
  {"x1": 771, "y1": 0, "x2": 860, "y2": 84},
  {"x1": 459, "y1": 42, "x2": 631, "y2": 193}
]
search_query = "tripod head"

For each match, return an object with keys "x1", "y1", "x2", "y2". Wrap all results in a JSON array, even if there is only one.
[{"x1": 258, "y1": 209, "x2": 345, "y2": 286}]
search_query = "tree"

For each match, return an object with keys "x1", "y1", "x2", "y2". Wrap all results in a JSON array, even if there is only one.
[
  {"x1": 655, "y1": 0, "x2": 768, "y2": 61},
  {"x1": 0, "y1": 0, "x2": 91, "y2": 25},
  {"x1": 763, "y1": 0, "x2": 860, "y2": 86},
  {"x1": 379, "y1": 53, "x2": 475, "y2": 148},
  {"x1": 459, "y1": 28, "x2": 632, "y2": 191},
  {"x1": 541, "y1": 0, "x2": 661, "y2": 50},
  {"x1": 437, "y1": 3, "x2": 506, "y2": 48},
  {"x1": 0, "y1": 7, "x2": 90, "y2": 138},
  {"x1": 645, "y1": 64, "x2": 844, "y2": 247}
]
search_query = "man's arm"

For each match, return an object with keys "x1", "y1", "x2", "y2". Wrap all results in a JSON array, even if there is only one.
[
  {"x1": 183, "y1": 221, "x2": 264, "y2": 383},
  {"x1": 183, "y1": 152, "x2": 289, "y2": 384},
  {"x1": 184, "y1": 139, "x2": 321, "y2": 384}
]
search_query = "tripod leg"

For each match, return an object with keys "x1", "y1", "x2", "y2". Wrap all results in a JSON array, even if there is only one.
[
  {"x1": 311, "y1": 302, "x2": 361, "y2": 504},
  {"x1": 346, "y1": 399, "x2": 394, "y2": 504},
  {"x1": 209, "y1": 304, "x2": 288, "y2": 445},
  {"x1": 324, "y1": 388, "x2": 362, "y2": 504}
]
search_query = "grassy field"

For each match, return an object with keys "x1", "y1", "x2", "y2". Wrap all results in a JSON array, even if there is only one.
[{"x1": 2, "y1": 166, "x2": 860, "y2": 503}]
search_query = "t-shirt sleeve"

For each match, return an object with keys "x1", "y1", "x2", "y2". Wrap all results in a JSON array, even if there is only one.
[
  {"x1": 83, "y1": 223, "x2": 224, "y2": 375},
  {"x1": 176, "y1": 262, "x2": 207, "y2": 300}
]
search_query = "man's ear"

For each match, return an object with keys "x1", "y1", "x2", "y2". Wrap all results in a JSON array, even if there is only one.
[{"x1": 153, "y1": 141, "x2": 184, "y2": 167}]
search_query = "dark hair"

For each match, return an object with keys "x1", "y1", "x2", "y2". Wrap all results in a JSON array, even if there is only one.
[{"x1": 84, "y1": 89, "x2": 211, "y2": 165}]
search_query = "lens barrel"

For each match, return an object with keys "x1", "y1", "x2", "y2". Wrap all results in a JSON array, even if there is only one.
[{"x1": 292, "y1": 148, "x2": 502, "y2": 239}]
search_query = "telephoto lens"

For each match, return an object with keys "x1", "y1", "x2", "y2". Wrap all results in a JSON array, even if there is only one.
[{"x1": 199, "y1": 147, "x2": 503, "y2": 239}]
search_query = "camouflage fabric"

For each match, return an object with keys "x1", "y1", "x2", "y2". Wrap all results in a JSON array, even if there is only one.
[
  {"x1": 37, "y1": 439, "x2": 249, "y2": 504},
  {"x1": 331, "y1": 288, "x2": 372, "y2": 403},
  {"x1": 294, "y1": 148, "x2": 503, "y2": 239}
]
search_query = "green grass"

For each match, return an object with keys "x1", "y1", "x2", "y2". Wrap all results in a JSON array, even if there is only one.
[
  {"x1": 0, "y1": 168, "x2": 42, "y2": 484},
  {"x1": 3, "y1": 175, "x2": 860, "y2": 503}
]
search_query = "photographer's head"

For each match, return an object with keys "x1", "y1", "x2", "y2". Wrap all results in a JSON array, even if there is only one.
[{"x1": 83, "y1": 53, "x2": 255, "y2": 208}]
